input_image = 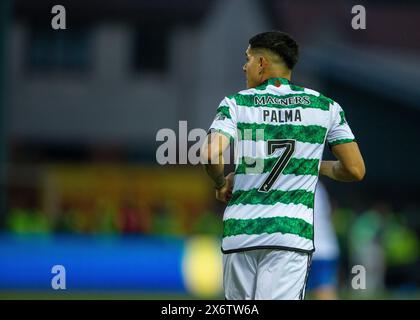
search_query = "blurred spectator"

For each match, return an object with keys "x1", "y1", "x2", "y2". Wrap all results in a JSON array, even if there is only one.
[
  {"x1": 331, "y1": 206, "x2": 356, "y2": 289},
  {"x1": 7, "y1": 207, "x2": 51, "y2": 234},
  {"x1": 192, "y1": 210, "x2": 222, "y2": 235},
  {"x1": 55, "y1": 202, "x2": 77, "y2": 233},
  {"x1": 150, "y1": 201, "x2": 184, "y2": 236},
  {"x1": 349, "y1": 203, "x2": 387, "y2": 295},
  {"x1": 94, "y1": 199, "x2": 118, "y2": 234},
  {"x1": 307, "y1": 181, "x2": 340, "y2": 300},
  {"x1": 117, "y1": 198, "x2": 143, "y2": 234},
  {"x1": 383, "y1": 209, "x2": 419, "y2": 292}
]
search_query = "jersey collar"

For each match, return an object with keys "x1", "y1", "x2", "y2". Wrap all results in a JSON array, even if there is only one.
[{"x1": 264, "y1": 77, "x2": 290, "y2": 86}]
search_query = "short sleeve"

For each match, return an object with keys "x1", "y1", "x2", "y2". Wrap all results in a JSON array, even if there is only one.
[
  {"x1": 326, "y1": 101, "x2": 355, "y2": 147},
  {"x1": 208, "y1": 96, "x2": 237, "y2": 141}
]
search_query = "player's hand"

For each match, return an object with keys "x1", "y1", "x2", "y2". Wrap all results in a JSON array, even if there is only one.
[{"x1": 215, "y1": 172, "x2": 234, "y2": 204}]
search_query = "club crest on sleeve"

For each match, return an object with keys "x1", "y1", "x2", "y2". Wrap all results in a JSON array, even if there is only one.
[{"x1": 214, "y1": 112, "x2": 226, "y2": 121}]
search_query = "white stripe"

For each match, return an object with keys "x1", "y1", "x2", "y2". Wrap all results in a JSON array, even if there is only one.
[
  {"x1": 237, "y1": 105, "x2": 329, "y2": 128},
  {"x1": 224, "y1": 96, "x2": 237, "y2": 106},
  {"x1": 327, "y1": 126, "x2": 355, "y2": 143},
  {"x1": 303, "y1": 88, "x2": 321, "y2": 96},
  {"x1": 209, "y1": 122, "x2": 236, "y2": 139},
  {"x1": 268, "y1": 85, "x2": 321, "y2": 97},
  {"x1": 223, "y1": 202, "x2": 314, "y2": 224},
  {"x1": 325, "y1": 101, "x2": 355, "y2": 143},
  {"x1": 233, "y1": 173, "x2": 318, "y2": 193},
  {"x1": 222, "y1": 232, "x2": 313, "y2": 252},
  {"x1": 236, "y1": 140, "x2": 324, "y2": 160},
  {"x1": 237, "y1": 88, "x2": 265, "y2": 95}
]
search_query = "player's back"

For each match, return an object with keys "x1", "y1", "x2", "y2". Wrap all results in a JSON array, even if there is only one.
[{"x1": 209, "y1": 77, "x2": 355, "y2": 254}]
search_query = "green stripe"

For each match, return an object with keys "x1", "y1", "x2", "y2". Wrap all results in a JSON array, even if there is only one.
[
  {"x1": 237, "y1": 123, "x2": 327, "y2": 144},
  {"x1": 289, "y1": 84, "x2": 305, "y2": 92},
  {"x1": 339, "y1": 110, "x2": 347, "y2": 125},
  {"x1": 329, "y1": 138, "x2": 354, "y2": 146},
  {"x1": 228, "y1": 188, "x2": 314, "y2": 208},
  {"x1": 232, "y1": 93, "x2": 330, "y2": 111},
  {"x1": 223, "y1": 216, "x2": 313, "y2": 240},
  {"x1": 216, "y1": 105, "x2": 231, "y2": 119},
  {"x1": 235, "y1": 157, "x2": 319, "y2": 176},
  {"x1": 321, "y1": 93, "x2": 334, "y2": 105}
]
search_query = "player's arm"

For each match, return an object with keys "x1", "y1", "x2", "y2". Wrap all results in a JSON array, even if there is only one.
[
  {"x1": 200, "y1": 131, "x2": 234, "y2": 203},
  {"x1": 320, "y1": 142, "x2": 365, "y2": 182}
]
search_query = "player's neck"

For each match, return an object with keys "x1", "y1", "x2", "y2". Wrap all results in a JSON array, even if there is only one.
[{"x1": 261, "y1": 70, "x2": 291, "y2": 83}]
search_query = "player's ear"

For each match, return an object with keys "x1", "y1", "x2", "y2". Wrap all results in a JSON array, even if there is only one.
[
  {"x1": 259, "y1": 56, "x2": 264, "y2": 67},
  {"x1": 259, "y1": 55, "x2": 269, "y2": 68}
]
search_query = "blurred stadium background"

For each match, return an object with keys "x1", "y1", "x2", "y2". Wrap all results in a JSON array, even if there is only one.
[{"x1": 0, "y1": 0, "x2": 419, "y2": 299}]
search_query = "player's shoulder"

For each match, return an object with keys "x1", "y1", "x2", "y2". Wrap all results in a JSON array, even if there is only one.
[
  {"x1": 220, "y1": 88, "x2": 256, "y2": 108},
  {"x1": 297, "y1": 85, "x2": 336, "y2": 104},
  {"x1": 293, "y1": 84, "x2": 341, "y2": 111},
  {"x1": 226, "y1": 88, "x2": 255, "y2": 100}
]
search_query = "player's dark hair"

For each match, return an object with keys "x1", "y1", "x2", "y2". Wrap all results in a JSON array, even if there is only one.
[{"x1": 249, "y1": 31, "x2": 299, "y2": 69}]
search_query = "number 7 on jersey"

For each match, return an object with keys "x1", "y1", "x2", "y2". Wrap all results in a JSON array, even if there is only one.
[{"x1": 259, "y1": 139, "x2": 296, "y2": 192}]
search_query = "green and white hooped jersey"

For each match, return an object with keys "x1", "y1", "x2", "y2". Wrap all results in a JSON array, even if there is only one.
[{"x1": 208, "y1": 77, "x2": 355, "y2": 253}]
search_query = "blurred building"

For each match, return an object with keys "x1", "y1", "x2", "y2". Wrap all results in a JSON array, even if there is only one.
[{"x1": 8, "y1": 0, "x2": 268, "y2": 149}]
